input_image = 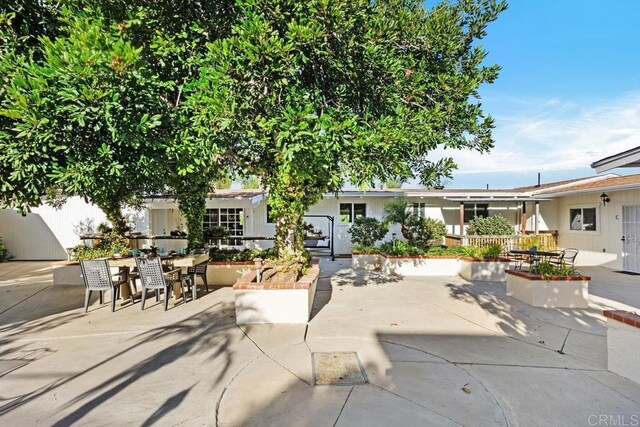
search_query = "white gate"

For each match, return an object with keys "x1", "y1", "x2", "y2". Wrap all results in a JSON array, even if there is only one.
[{"x1": 622, "y1": 205, "x2": 640, "y2": 273}]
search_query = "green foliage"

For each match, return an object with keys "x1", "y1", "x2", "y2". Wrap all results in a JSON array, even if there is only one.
[
  {"x1": 71, "y1": 232, "x2": 130, "y2": 261},
  {"x1": 467, "y1": 214, "x2": 514, "y2": 235},
  {"x1": 240, "y1": 176, "x2": 260, "y2": 189},
  {"x1": 186, "y1": 0, "x2": 507, "y2": 259},
  {"x1": 209, "y1": 247, "x2": 277, "y2": 262},
  {"x1": 406, "y1": 216, "x2": 447, "y2": 246},
  {"x1": 204, "y1": 225, "x2": 229, "y2": 238},
  {"x1": 379, "y1": 240, "x2": 425, "y2": 256},
  {"x1": 424, "y1": 245, "x2": 468, "y2": 256},
  {"x1": 536, "y1": 261, "x2": 580, "y2": 278},
  {"x1": 383, "y1": 198, "x2": 412, "y2": 239},
  {"x1": 0, "y1": 235, "x2": 10, "y2": 261},
  {"x1": 352, "y1": 244, "x2": 381, "y2": 255},
  {"x1": 349, "y1": 217, "x2": 389, "y2": 247},
  {"x1": 461, "y1": 244, "x2": 503, "y2": 259}
]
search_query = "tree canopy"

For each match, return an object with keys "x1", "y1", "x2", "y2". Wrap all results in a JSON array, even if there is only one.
[{"x1": 0, "y1": 0, "x2": 507, "y2": 263}]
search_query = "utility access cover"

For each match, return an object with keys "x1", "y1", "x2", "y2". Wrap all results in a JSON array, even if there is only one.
[{"x1": 312, "y1": 352, "x2": 368, "y2": 385}]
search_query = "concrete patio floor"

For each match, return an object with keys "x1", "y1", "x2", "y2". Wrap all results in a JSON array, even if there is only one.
[{"x1": 0, "y1": 260, "x2": 639, "y2": 426}]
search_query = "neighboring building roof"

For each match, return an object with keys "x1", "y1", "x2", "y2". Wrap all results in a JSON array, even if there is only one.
[
  {"x1": 591, "y1": 146, "x2": 640, "y2": 173},
  {"x1": 536, "y1": 173, "x2": 640, "y2": 196}
]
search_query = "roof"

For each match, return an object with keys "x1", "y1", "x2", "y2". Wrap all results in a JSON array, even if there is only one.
[
  {"x1": 145, "y1": 173, "x2": 640, "y2": 203},
  {"x1": 536, "y1": 173, "x2": 640, "y2": 196},
  {"x1": 591, "y1": 146, "x2": 640, "y2": 173}
]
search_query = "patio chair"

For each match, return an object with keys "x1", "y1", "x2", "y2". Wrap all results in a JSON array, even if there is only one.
[
  {"x1": 560, "y1": 248, "x2": 579, "y2": 267},
  {"x1": 506, "y1": 245, "x2": 525, "y2": 270},
  {"x1": 80, "y1": 260, "x2": 133, "y2": 313},
  {"x1": 186, "y1": 261, "x2": 209, "y2": 301},
  {"x1": 135, "y1": 257, "x2": 191, "y2": 311},
  {"x1": 546, "y1": 249, "x2": 564, "y2": 266}
]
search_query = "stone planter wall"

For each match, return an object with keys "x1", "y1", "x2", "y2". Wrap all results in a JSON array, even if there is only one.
[
  {"x1": 604, "y1": 310, "x2": 640, "y2": 384},
  {"x1": 351, "y1": 253, "x2": 382, "y2": 271},
  {"x1": 505, "y1": 270, "x2": 590, "y2": 308},
  {"x1": 51, "y1": 261, "x2": 84, "y2": 286},
  {"x1": 459, "y1": 258, "x2": 510, "y2": 282},
  {"x1": 207, "y1": 262, "x2": 253, "y2": 286},
  {"x1": 233, "y1": 261, "x2": 320, "y2": 324},
  {"x1": 382, "y1": 256, "x2": 461, "y2": 276}
]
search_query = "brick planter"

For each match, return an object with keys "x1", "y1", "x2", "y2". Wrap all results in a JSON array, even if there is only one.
[
  {"x1": 207, "y1": 261, "x2": 253, "y2": 286},
  {"x1": 505, "y1": 270, "x2": 590, "y2": 308},
  {"x1": 233, "y1": 261, "x2": 320, "y2": 324},
  {"x1": 604, "y1": 310, "x2": 640, "y2": 384},
  {"x1": 459, "y1": 257, "x2": 510, "y2": 282}
]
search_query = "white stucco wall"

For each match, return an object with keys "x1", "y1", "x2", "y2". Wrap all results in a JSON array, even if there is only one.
[
  {"x1": 555, "y1": 189, "x2": 640, "y2": 269},
  {"x1": 0, "y1": 197, "x2": 106, "y2": 260}
]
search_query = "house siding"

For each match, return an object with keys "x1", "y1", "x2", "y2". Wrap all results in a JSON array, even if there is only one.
[{"x1": 556, "y1": 190, "x2": 637, "y2": 269}]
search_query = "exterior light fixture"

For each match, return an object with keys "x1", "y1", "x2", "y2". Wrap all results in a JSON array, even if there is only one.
[{"x1": 600, "y1": 192, "x2": 610, "y2": 205}]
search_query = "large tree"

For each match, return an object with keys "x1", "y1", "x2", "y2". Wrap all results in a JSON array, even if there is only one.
[
  {"x1": 0, "y1": 2, "x2": 235, "y2": 244},
  {"x1": 187, "y1": 0, "x2": 507, "y2": 261}
]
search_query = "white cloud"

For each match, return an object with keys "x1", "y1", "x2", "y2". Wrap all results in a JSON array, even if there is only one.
[{"x1": 435, "y1": 93, "x2": 640, "y2": 175}]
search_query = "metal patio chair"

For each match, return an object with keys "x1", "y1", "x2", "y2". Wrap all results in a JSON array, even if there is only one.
[
  {"x1": 560, "y1": 248, "x2": 579, "y2": 268},
  {"x1": 80, "y1": 259, "x2": 133, "y2": 312},
  {"x1": 186, "y1": 261, "x2": 209, "y2": 301},
  {"x1": 135, "y1": 257, "x2": 191, "y2": 311}
]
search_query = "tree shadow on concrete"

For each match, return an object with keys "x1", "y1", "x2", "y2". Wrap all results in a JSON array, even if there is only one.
[{"x1": 332, "y1": 268, "x2": 403, "y2": 288}]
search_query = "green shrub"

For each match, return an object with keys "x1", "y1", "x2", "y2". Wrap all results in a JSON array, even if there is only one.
[
  {"x1": 0, "y1": 236, "x2": 9, "y2": 262},
  {"x1": 461, "y1": 244, "x2": 503, "y2": 259},
  {"x1": 536, "y1": 260, "x2": 580, "y2": 278},
  {"x1": 71, "y1": 232, "x2": 130, "y2": 261},
  {"x1": 405, "y1": 216, "x2": 446, "y2": 246},
  {"x1": 208, "y1": 247, "x2": 278, "y2": 262},
  {"x1": 349, "y1": 217, "x2": 389, "y2": 247},
  {"x1": 378, "y1": 240, "x2": 425, "y2": 256},
  {"x1": 352, "y1": 244, "x2": 381, "y2": 254},
  {"x1": 467, "y1": 214, "x2": 514, "y2": 235},
  {"x1": 424, "y1": 245, "x2": 467, "y2": 256}
]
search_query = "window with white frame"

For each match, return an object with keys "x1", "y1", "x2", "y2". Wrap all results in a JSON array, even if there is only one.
[
  {"x1": 464, "y1": 203, "x2": 489, "y2": 223},
  {"x1": 340, "y1": 203, "x2": 366, "y2": 223},
  {"x1": 204, "y1": 208, "x2": 244, "y2": 245},
  {"x1": 407, "y1": 202, "x2": 426, "y2": 218},
  {"x1": 569, "y1": 207, "x2": 597, "y2": 231}
]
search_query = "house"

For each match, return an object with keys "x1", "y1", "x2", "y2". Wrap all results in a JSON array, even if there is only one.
[{"x1": 4, "y1": 172, "x2": 640, "y2": 272}]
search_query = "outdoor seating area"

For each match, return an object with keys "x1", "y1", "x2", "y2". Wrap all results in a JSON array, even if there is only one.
[{"x1": 1, "y1": 259, "x2": 639, "y2": 425}]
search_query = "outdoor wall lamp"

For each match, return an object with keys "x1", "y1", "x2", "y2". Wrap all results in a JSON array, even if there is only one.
[{"x1": 600, "y1": 192, "x2": 610, "y2": 205}]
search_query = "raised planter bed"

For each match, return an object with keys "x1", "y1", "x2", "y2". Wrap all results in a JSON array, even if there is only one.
[
  {"x1": 51, "y1": 261, "x2": 84, "y2": 286},
  {"x1": 604, "y1": 310, "x2": 640, "y2": 384},
  {"x1": 505, "y1": 270, "x2": 590, "y2": 308},
  {"x1": 351, "y1": 253, "x2": 382, "y2": 271},
  {"x1": 382, "y1": 255, "x2": 461, "y2": 276},
  {"x1": 233, "y1": 261, "x2": 320, "y2": 324},
  {"x1": 459, "y1": 257, "x2": 510, "y2": 282},
  {"x1": 207, "y1": 261, "x2": 253, "y2": 286}
]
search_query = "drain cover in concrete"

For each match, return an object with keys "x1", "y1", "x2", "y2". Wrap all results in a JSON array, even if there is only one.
[{"x1": 312, "y1": 352, "x2": 368, "y2": 385}]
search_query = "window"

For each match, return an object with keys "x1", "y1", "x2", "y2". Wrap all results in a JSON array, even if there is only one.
[
  {"x1": 340, "y1": 203, "x2": 366, "y2": 223},
  {"x1": 464, "y1": 203, "x2": 489, "y2": 223},
  {"x1": 204, "y1": 208, "x2": 244, "y2": 245},
  {"x1": 407, "y1": 202, "x2": 426, "y2": 218},
  {"x1": 569, "y1": 207, "x2": 597, "y2": 231}
]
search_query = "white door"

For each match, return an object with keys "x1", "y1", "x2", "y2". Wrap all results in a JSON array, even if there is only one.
[{"x1": 622, "y1": 205, "x2": 640, "y2": 272}]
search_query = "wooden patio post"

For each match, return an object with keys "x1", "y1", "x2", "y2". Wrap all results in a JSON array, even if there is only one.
[
  {"x1": 459, "y1": 202, "x2": 465, "y2": 237},
  {"x1": 521, "y1": 201, "x2": 527, "y2": 235}
]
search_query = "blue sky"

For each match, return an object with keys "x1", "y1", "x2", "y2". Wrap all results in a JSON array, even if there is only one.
[{"x1": 440, "y1": 0, "x2": 640, "y2": 188}]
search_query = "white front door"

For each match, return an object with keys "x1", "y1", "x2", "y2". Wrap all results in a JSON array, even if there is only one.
[{"x1": 622, "y1": 205, "x2": 640, "y2": 272}]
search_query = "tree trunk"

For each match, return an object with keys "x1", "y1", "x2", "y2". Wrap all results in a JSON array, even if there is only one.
[
  {"x1": 99, "y1": 202, "x2": 128, "y2": 235},
  {"x1": 176, "y1": 182, "x2": 207, "y2": 252},
  {"x1": 275, "y1": 213, "x2": 304, "y2": 260}
]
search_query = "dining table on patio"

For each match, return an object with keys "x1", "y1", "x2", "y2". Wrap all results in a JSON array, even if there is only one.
[
  {"x1": 108, "y1": 253, "x2": 209, "y2": 304},
  {"x1": 508, "y1": 248, "x2": 559, "y2": 273}
]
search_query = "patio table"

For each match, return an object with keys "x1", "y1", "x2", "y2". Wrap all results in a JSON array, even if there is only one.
[
  {"x1": 108, "y1": 254, "x2": 209, "y2": 303},
  {"x1": 509, "y1": 249, "x2": 558, "y2": 273}
]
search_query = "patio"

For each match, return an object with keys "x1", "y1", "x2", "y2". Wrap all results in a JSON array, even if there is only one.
[{"x1": 0, "y1": 260, "x2": 639, "y2": 425}]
